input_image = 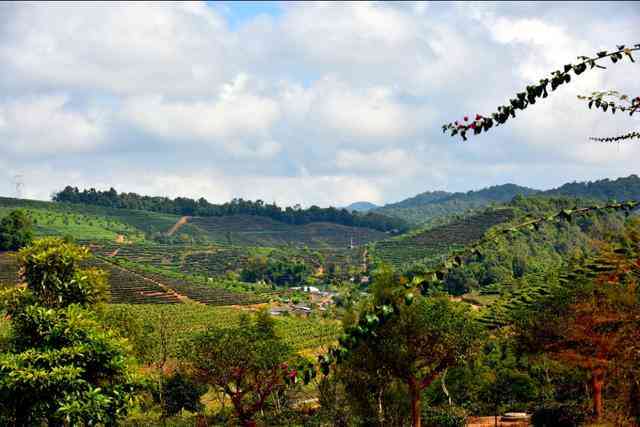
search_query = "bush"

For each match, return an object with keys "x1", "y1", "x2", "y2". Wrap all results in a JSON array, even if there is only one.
[
  {"x1": 422, "y1": 406, "x2": 467, "y2": 427},
  {"x1": 531, "y1": 401, "x2": 586, "y2": 427},
  {"x1": 161, "y1": 372, "x2": 206, "y2": 416}
]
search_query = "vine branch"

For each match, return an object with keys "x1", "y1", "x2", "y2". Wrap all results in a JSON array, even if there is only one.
[{"x1": 442, "y1": 44, "x2": 640, "y2": 141}]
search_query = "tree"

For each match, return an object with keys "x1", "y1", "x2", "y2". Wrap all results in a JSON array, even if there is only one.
[
  {"x1": 336, "y1": 269, "x2": 480, "y2": 427},
  {"x1": 0, "y1": 210, "x2": 33, "y2": 251},
  {"x1": 182, "y1": 318, "x2": 294, "y2": 427},
  {"x1": 515, "y1": 219, "x2": 640, "y2": 421},
  {"x1": 0, "y1": 237, "x2": 135, "y2": 426}
]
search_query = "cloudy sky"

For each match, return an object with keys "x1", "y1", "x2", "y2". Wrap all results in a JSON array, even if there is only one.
[{"x1": 0, "y1": 1, "x2": 638, "y2": 207}]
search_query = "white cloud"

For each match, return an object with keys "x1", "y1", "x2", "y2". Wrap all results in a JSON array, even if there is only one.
[
  {"x1": 0, "y1": 94, "x2": 105, "y2": 155},
  {"x1": 335, "y1": 148, "x2": 419, "y2": 176},
  {"x1": 122, "y1": 74, "x2": 281, "y2": 158},
  {"x1": 0, "y1": 1, "x2": 638, "y2": 206}
]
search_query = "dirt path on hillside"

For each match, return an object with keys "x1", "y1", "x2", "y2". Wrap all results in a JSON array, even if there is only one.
[{"x1": 166, "y1": 216, "x2": 191, "y2": 236}]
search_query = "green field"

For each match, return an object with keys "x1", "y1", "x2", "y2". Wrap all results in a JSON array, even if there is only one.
[{"x1": 104, "y1": 303, "x2": 341, "y2": 355}]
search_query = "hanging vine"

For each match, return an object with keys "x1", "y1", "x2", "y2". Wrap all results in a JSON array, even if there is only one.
[
  {"x1": 441, "y1": 44, "x2": 640, "y2": 141},
  {"x1": 590, "y1": 131, "x2": 640, "y2": 143},
  {"x1": 577, "y1": 91, "x2": 640, "y2": 116}
]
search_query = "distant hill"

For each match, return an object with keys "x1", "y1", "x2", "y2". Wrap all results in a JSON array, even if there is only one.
[
  {"x1": 0, "y1": 196, "x2": 389, "y2": 248},
  {"x1": 375, "y1": 175, "x2": 640, "y2": 226},
  {"x1": 344, "y1": 201, "x2": 378, "y2": 212},
  {"x1": 545, "y1": 174, "x2": 640, "y2": 201},
  {"x1": 52, "y1": 186, "x2": 408, "y2": 234},
  {"x1": 376, "y1": 184, "x2": 539, "y2": 226}
]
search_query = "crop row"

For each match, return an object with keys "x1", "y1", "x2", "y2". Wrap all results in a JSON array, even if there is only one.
[
  {"x1": 373, "y1": 209, "x2": 515, "y2": 269},
  {"x1": 0, "y1": 252, "x2": 19, "y2": 287},
  {"x1": 189, "y1": 215, "x2": 387, "y2": 248},
  {"x1": 86, "y1": 259, "x2": 181, "y2": 304}
]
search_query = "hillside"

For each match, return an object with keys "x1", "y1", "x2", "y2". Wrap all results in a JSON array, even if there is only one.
[
  {"x1": 53, "y1": 186, "x2": 408, "y2": 233},
  {"x1": 376, "y1": 175, "x2": 640, "y2": 226},
  {"x1": 371, "y1": 209, "x2": 516, "y2": 270},
  {"x1": 545, "y1": 174, "x2": 640, "y2": 201},
  {"x1": 0, "y1": 196, "x2": 390, "y2": 249},
  {"x1": 376, "y1": 184, "x2": 539, "y2": 226}
]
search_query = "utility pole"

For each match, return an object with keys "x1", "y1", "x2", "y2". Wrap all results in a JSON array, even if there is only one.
[{"x1": 13, "y1": 174, "x2": 24, "y2": 199}]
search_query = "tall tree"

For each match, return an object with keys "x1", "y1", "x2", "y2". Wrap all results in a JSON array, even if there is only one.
[
  {"x1": 182, "y1": 317, "x2": 295, "y2": 427},
  {"x1": 337, "y1": 269, "x2": 480, "y2": 427}
]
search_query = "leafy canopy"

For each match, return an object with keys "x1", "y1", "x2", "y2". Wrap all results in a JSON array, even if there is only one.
[{"x1": 0, "y1": 209, "x2": 33, "y2": 251}]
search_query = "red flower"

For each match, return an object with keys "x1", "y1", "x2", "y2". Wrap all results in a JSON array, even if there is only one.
[
  {"x1": 289, "y1": 369, "x2": 297, "y2": 378},
  {"x1": 463, "y1": 116, "x2": 468, "y2": 121},
  {"x1": 470, "y1": 123, "x2": 476, "y2": 129},
  {"x1": 475, "y1": 114, "x2": 482, "y2": 120}
]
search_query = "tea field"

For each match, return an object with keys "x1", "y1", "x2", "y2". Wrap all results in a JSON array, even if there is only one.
[{"x1": 371, "y1": 209, "x2": 515, "y2": 270}]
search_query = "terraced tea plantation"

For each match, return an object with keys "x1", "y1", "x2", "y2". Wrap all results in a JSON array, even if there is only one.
[
  {"x1": 0, "y1": 197, "x2": 180, "y2": 237},
  {"x1": 189, "y1": 215, "x2": 388, "y2": 247},
  {"x1": 372, "y1": 209, "x2": 515, "y2": 270},
  {"x1": 87, "y1": 259, "x2": 181, "y2": 304},
  {"x1": 0, "y1": 252, "x2": 19, "y2": 287}
]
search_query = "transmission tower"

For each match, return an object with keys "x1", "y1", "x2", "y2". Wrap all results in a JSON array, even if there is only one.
[{"x1": 13, "y1": 174, "x2": 24, "y2": 199}]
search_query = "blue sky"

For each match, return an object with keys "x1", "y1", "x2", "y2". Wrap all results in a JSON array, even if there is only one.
[
  {"x1": 0, "y1": 1, "x2": 638, "y2": 206},
  {"x1": 208, "y1": 1, "x2": 283, "y2": 29}
]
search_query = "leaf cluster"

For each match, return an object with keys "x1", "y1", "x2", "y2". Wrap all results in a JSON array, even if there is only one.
[
  {"x1": 442, "y1": 44, "x2": 639, "y2": 140},
  {"x1": 578, "y1": 90, "x2": 640, "y2": 116}
]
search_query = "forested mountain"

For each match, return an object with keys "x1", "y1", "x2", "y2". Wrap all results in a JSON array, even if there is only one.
[
  {"x1": 545, "y1": 174, "x2": 640, "y2": 201},
  {"x1": 53, "y1": 186, "x2": 408, "y2": 233},
  {"x1": 376, "y1": 175, "x2": 640, "y2": 226},
  {"x1": 376, "y1": 184, "x2": 539, "y2": 226}
]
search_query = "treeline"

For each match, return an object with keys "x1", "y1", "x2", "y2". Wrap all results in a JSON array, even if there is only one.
[{"x1": 52, "y1": 186, "x2": 409, "y2": 233}]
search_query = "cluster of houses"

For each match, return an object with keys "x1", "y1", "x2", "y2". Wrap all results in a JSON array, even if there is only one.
[{"x1": 269, "y1": 285, "x2": 338, "y2": 317}]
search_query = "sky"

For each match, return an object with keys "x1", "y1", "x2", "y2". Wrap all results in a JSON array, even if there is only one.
[{"x1": 0, "y1": 1, "x2": 639, "y2": 207}]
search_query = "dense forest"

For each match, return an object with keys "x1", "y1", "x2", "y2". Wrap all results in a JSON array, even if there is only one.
[{"x1": 53, "y1": 186, "x2": 409, "y2": 233}]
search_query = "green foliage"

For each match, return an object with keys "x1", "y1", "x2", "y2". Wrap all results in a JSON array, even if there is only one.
[
  {"x1": 18, "y1": 237, "x2": 109, "y2": 308},
  {"x1": 0, "y1": 209, "x2": 33, "y2": 251},
  {"x1": 159, "y1": 372, "x2": 206, "y2": 417},
  {"x1": 0, "y1": 238, "x2": 136, "y2": 425},
  {"x1": 422, "y1": 406, "x2": 467, "y2": 427},
  {"x1": 54, "y1": 186, "x2": 409, "y2": 233},
  {"x1": 377, "y1": 184, "x2": 536, "y2": 226},
  {"x1": 240, "y1": 255, "x2": 310, "y2": 287},
  {"x1": 182, "y1": 319, "x2": 294, "y2": 426}
]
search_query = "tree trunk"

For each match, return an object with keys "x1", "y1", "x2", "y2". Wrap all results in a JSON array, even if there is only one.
[
  {"x1": 409, "y1": 377, "x2": 422, "y2": 427},
  {"x1": 591, "y1": 368, "x2": 605, "y2": 420}
]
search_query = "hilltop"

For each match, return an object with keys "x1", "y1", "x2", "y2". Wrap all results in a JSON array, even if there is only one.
[
  {"x1": 375, "y1": 175, "x2": 640, "y2": 226},
  {"x1": 376, "y1": 183, "x2": 538, "y2": 226},
  {"x1": 344, "y1": 201, "x2": 378, "y2": 212}
]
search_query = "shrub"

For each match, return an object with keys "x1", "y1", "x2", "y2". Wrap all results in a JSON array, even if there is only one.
[
  {"x1": 422, "y1": 405, "x2": 467, "y2": 427},
  {"x1": 161, "y1": 372, "x2": 206, "y2": 417},
  {"x1": 531, "y1": 401, "x2": 586, "y2": 427}
]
